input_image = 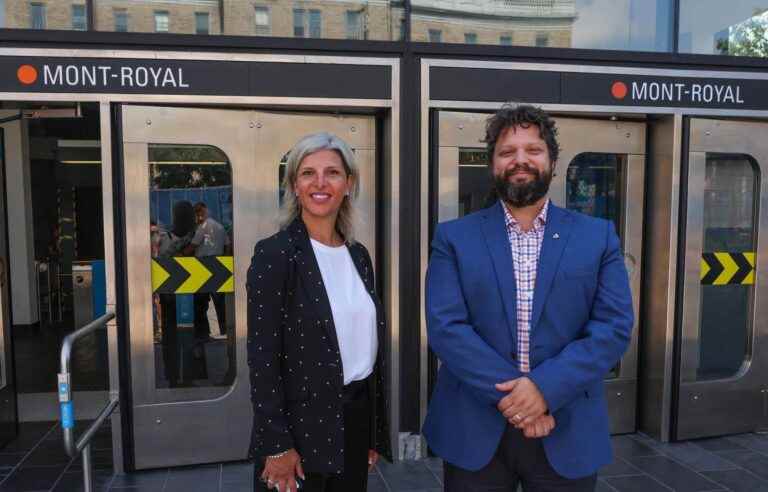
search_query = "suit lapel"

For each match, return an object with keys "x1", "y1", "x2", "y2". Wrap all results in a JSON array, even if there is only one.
[
  {"x1": 480, "y1": 202, "x2": 518, "y2": 346},
  {"x1": 287, "y1": 219, "x2": 340, "y2": 352},
  {"x1": 347, "y1": 244, "x2": 374, "y2": 296},
  {"x1": 531, "y1": 204, "x2": 573, "y2": 330}
]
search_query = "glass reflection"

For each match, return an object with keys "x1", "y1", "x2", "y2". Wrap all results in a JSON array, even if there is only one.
[
  {"x1": 565, "y1": 153, "x2": 624, "y2": 233},
  {"x1": 41, "y1": 0, "x2": 408, "y2": 40},
  {"x1": 457, "y1": 148, "x2": 494, "y2": 217},
  {"x1": 149, "y1": 144, "x2": 235, "y2": 390},
  {"x1": 412, "y1": 0, "x2": 672, "y2": 52},
  {"x1": 680, "y1": 1, "x2": 768, "y2": 57},
  {"x1": 1, "y1": 0, "x2": 408, "y2": 39},
  {"x1": 696, "y1": 154, "x2": 758, "y2": 381},
  {"x1": 0, "y1": 1, "x2": 91, "y2": 31},
  {"x1": 566, "y1": 153, "x2": 625, "y2": 379}
]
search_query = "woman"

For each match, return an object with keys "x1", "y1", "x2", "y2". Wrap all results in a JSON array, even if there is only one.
[{"x1": 247, "y1": 132, "x2": 391, "y2": 492}]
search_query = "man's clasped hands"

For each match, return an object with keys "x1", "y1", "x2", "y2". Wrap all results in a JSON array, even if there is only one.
[{"x1": 496, "y1": 377, "x2": 555, "y2": 438}]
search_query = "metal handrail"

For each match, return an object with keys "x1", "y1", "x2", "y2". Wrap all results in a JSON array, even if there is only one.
[{"x1": 58, "y1": 311, "x2": 118, "y2": 492}]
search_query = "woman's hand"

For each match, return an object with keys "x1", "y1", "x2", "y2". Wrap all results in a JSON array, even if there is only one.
[
  {"x1": 261, "y1": 449, "x2": 304, "y2": 492},
  {"x1": 368, "y1": 449, "x2": 379, "y2": 472}
]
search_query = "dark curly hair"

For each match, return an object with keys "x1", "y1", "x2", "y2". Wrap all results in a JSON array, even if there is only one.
[{"x1": 483, "y1": 103, "x2": 560, "y2": 165}]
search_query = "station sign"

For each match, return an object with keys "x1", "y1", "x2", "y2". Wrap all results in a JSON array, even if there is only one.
[
  {"x1": 562, "y1": 73, "x2": 766, "y2": 110},
  {"x1": 0, "y1": 56, "x2": 392, "y2": 99},
  {"x1": 431, "y1": 67, "x2": 768, "y2": 111}
]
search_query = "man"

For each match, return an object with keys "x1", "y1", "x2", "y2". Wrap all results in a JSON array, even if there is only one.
[
  {"x1": 423, "y1": 104, "x2": 633, "y2": 491},
  {"x1": 187, "y1": 202, "x2": 231, "y2": 339}
]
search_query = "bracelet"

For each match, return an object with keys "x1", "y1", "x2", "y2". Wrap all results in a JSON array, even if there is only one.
[{"x1": 266, "y1": 450, "x2": 290, "y2": 460}]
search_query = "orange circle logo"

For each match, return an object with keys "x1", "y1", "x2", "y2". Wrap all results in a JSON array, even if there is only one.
[
  {"x1": 611, "y1": 81, "x2": 628, "y2": 100},
  {"x1": 17, "y1": 65, "x2": 38, "y2": 85}
]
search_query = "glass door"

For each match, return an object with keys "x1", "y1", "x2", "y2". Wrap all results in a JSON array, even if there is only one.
[
  {"x1": 121, "y1": 106, "x2": 376, "y2": 468},
  {"x1": 435, "y1": 112, "x2": 645, "y2": 434},
  {"x1": 676, "y1": 118, "x2": 768, "y2": 440},
  {"x1": 0, "y1": 127, "x2": 18, "y2": 447}
]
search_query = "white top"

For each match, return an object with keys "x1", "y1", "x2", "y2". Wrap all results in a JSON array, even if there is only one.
[{"x1": 310, "y1": 239, "x2": 378, "y2": 385}]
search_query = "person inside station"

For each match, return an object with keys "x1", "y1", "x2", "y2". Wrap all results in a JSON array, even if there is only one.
[
  {"x1": 184, "y1": 201, "x2": 231, "y2": 341},
  {"x1": 155, "y1": 200, "x2": 197, "y2": 387}
]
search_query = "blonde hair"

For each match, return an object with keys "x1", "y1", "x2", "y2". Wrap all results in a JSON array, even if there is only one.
[{"x1": 279, "y1": 132, "x2": 360, "y2": 243}]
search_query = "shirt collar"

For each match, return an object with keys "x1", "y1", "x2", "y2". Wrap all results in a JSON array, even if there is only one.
[{"x1": 503, "y1": 199, "x2": 549, "y2": 233}]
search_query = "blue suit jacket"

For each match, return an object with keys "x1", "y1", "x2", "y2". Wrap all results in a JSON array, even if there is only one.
[{"x1": 423, "y1": 201, "x2": 633, "y2": 479}]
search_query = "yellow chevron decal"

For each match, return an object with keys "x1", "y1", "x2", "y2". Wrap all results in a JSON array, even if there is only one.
[
  {"x1": 151, "y1": 256, "x2": 234, "y2": 293},
  {"x1": 217, "y1": 256, "x2": 235, "y2": 293},
  {"x1": 744, "y1": 252, "x2": 756, "y2": 285},
  {"x1": 713, "y1": 252, "x2": 738, "y2": 286},
  {"x1": 700, "y1": 258, "x2": 711, "y2": 281},
  {"x1": 151, "y1": 259, "x2": 170, "y2": 292},
  {"x1": 701, "y1": 252, "x2": 756, "y2": 286},
  {"x1": 175, "y1": 257, "x2": 213, "y2": 293}
]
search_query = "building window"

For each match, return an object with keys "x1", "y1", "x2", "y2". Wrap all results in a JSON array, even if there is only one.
[
  {"x1": 464, "y1": 32, "x2": 477, "y2": 44},
  {"x1": 346, "y1": 10, "x2": 364, "y2": 40},
  {"x1": 680, "y1": 0, "x2": 768, "y2": 57},
  {"x1": 535, "y1": 33, "x2": 549, "y2": 47},
  {"x1": 154, "y1": 10, "x2": 169, "y2": 33},
  {"x1": 308, "y1": 9, "x2": 321, "y2": 38},
  {"x1": 72, "y1": 4, "x2": 86, "y2": 31},
  {"x1": 428, "y1": 29, "x2": 442, "y2": 42},
  {"x1": 195, "y1": 12, "x2": 209, "y2": 35},
  {"x1": 30, "y1": 3, "x2": 46, "y2": 29},
  {"x1": 500, "y1": 35, "x2": 512, "y2": 46},
  {"x1": 114, "y1": 10, "x2": 128, "y2": 32},
  {"x1": 254, "y1": 6, "x2": 270, "y2": 36},
  {"x1": 293, "y1": 9, "x2": 304, "y2": 37}
]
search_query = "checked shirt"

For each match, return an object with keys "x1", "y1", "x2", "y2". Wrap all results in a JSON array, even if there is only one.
[{"x1": 502, "y1": 200, "x2": 549, "y2": 373}]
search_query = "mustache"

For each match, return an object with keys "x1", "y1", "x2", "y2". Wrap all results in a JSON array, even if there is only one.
[{"x1": 502, "y1": 164, "x2": 540, "y2": 179}]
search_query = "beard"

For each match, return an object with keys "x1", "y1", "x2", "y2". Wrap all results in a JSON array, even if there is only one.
[{"x1": 493, "y1": 164, "x2": 553, "y2": 208}]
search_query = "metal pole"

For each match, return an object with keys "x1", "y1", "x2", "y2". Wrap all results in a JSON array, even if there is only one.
[{"x1": 82, "y1": 443, "x2": 93, "y2": 492}]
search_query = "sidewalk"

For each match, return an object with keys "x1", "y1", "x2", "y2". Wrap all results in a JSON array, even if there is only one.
[{"x1": 1, "y1": 421, "x2": 767, "y2": 491}]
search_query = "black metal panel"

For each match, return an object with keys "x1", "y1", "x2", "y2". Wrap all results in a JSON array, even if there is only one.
[
  {"x1": 430, "y1": 67, "x2": 561, "y2": 103},
  {"x1": 248, "y1": 63, "x2": 391, "y2": 99},
  {"x1": 670, "y1": 116, "x2": 692, "y2": 442},
  {"x1": 111, "y1": 104, "x2": 135, "y2": 471},
  {"x1": 398, "y1": 53, "x2": 422, "y2": 431},
  {"x1": 562, "y1": 72, "x2": 768, "y2": 110},
  {"x1": 1, "y1": 57, "x2": 249, "y2": 95},
  {"x1": 0, "y1": 57, "x2": 391, "y2": 99}
]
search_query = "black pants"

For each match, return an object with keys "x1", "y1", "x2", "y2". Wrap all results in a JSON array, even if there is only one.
[
  {"x1": 254, "y1": 380, "x2": 371, "y2": 492},
  {"x1": 193, "y1": 292, "x2": 226, "y2": 338},
  {"x1": 444, "y1": 425, "x2": 597, "y2": 492},
  {"x1": 158, "y1": 293, "x2": 180, "y2": 386}
]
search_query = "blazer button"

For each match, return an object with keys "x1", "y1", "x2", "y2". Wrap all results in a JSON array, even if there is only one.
[{"x1": 510, "y1": 353, "x2": 517, "y2": 361}]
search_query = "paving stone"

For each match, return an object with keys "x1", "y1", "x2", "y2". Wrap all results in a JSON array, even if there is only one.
[{"x1": 624, "y1": 455, "x2": 723, "y2": 491}]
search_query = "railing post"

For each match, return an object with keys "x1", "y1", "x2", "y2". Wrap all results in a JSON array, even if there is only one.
[
  {"x1": 57, "y1": 311, "x2": 117, "y2": 490},
  {"x1": 57, "y1": 371, "x2": 75, "y2": 453},
  {"x1": 82, "y1": 443, "x2": 94, "y2": 492}
]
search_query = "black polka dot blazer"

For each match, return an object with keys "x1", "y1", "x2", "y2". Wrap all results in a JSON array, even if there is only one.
[{"x1": 246, "y1": 218, "x2": 392, "y2": 474}]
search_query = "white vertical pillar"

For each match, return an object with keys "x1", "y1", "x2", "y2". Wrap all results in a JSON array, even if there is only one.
[{"x1": 1, "y1": 111, "x2": 39, "y2": 325}]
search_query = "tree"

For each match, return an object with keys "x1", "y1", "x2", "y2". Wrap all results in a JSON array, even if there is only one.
[{"x1": 716, "y1": 9, "x2": 768, "y2": 57}]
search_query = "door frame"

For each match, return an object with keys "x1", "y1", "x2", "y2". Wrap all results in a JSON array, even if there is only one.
[
  {"x1": 418, "y1": 58, "x2": 768, "y2": 443},
  {"x1": 673, "y1": 117, "x2": 768, "y2": 440},
  {"x1": 0, "y1": 47, "x2": 400, "y2": 471},
  {"x1": 432, "y1": 110, "x2": 646, "y2": 434},
  {"x1": 119, "y1": 106, "x2": 381, "y2": 468},
  {"x1": 0, "y1": 125, "x2": 19, "y2": 447}
]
